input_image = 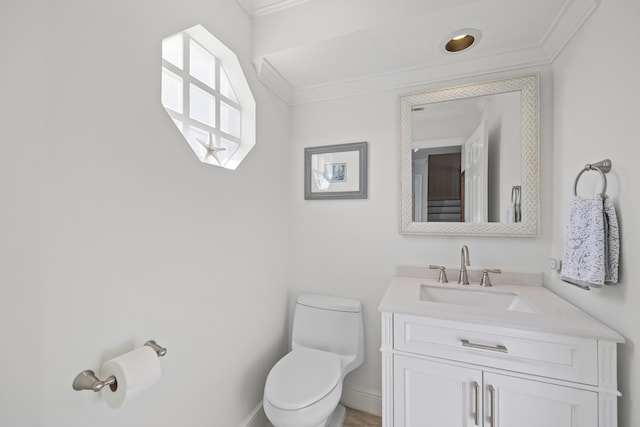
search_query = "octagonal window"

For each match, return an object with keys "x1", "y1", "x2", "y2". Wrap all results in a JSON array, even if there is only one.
[{"x1": 161, "y1": 25, "x2": 256, "y2": 170}]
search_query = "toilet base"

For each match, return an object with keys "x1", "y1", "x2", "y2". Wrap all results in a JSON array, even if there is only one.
[{"x1": 325, "y1": 404, "x2": 346, "y2": 427}]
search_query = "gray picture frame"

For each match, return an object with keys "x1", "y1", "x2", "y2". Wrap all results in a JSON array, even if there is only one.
[{"x1": 304, "y1": 142, "x2": 368, "y2": 200}]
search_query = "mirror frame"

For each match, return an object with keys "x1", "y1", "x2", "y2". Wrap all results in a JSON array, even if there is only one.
[{"x1": 400, "y1": 74, "x2": 539, "y2": 236}]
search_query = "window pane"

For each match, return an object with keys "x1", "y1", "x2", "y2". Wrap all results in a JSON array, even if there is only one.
[
  {"x1": 220, "y1": 102, "x2": 240, "y2": 138},
  {"x1": 190, "y1": 39, "x2": 215, "y2": 88},
  {"x1": 189, "y1": 84, "x2": 215, "y2": 127},
  {"x1": 188, "y1": 126, "x2": 214, "y2": 163},
  {"x1": 216, "y1": 138, "x2": 239, "y2": 166},
  {"x1": 162, "y1": 33, "x2": 183, "y2": 69},
  {"x1": 160, "y1": 25, "x2": 255, "y2": 170},
  {"x1": 161, "y1": 68, "x2": 183, "y2": 113},
  {"x1": 220, "y1": 67, "x2": 238, "y2": 102},
  {"x1": 189, "y1": 126, "x2": 209, "y2": 147}
]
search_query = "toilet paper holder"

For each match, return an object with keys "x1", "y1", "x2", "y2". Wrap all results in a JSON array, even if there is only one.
[{"x1": 72, "y1": 340, "x2": 167, "y2": 392}]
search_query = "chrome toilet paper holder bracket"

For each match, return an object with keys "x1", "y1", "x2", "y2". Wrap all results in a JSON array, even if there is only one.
[{"x1": 72, "y1": 340, "x2": 167, "y2": 392}]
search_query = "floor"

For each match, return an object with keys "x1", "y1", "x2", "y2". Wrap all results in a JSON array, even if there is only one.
[
  {"x1": 265, "y1": 407, "x2": 382, "y2": 427},
  {"x1": 341, "y1": 408, "x2": 382, "y2": 427}
]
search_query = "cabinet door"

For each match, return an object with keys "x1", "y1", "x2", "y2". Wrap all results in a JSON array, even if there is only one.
[
  {"x1": 394, "y1": 355, "x2": 482, "y2": 427},
  {"x1": 484, "y1": 372, "x2": 597, "y2": 427}
]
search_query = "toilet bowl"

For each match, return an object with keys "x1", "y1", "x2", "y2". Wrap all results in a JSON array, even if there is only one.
[
  {"x1": 263, "y1": 294, "x2": 364, "y2": 427},
  {"x1": 264, "y1": 348, "x2": 343, "y2": 427}
]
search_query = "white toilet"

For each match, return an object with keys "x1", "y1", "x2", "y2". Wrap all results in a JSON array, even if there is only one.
[{"x1": 263, "y1": 293, "x2": 364, "y2": 427}]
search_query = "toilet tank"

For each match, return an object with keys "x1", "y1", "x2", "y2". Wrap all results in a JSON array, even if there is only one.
[{"x1": 291, "y1": 294, "x2": 364, "y2": 374}]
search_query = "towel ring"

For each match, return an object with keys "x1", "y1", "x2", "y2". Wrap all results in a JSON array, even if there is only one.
[{"x1": 573, "y1": 159, "x2": 611, "y2": 197}]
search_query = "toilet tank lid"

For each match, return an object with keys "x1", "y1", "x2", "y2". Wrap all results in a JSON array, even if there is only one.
[{"x1": 297, "y1": 294, "x2": 361, "y2": 313}]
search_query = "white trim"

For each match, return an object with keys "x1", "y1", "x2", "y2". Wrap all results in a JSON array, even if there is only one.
[
  {"x1": 541, "y1": 0, "x2": 600, "y2": 61},
  {"x1": 238, "y1": 400, "x2": 267, "y2": 427},
  {"x1": 290, "y1": 46, "x2": 549, "y2": 105},
  {"x1": 240, "y1": 388, "x2": 382, "y2": 426},
  {"x1": 340, "y1": 385, "x2": 383, "y2": 417},
  {"x1": 253, "y1": 57, "x2": 294, "y2": 104},
  {"x1": 237, "y1": 0, "x2": 312, "y2": 18},
  {"x1": 380, "y1": 313, "x2": 394, "y2": 426}
]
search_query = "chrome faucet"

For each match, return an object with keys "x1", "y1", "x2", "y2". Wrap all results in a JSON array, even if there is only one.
[{"x1": 458, "y1": 245, "x2": 470, "y2": 285}]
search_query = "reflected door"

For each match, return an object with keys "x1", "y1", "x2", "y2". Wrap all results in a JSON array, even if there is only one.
[{"x1": 463, "y1": 121, "x2": 488, "y2": 222}]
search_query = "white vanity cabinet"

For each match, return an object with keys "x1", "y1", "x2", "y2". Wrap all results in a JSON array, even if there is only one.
[
  {"x1": 393, "y1": 354, "x2": 598, "y2": 427},
  {"x1": 380, "y1": 276, "x2": 624, "y2": 427},
  {"x1": 483, "y1": 371, "x2": 597, "y2": 427},
  {"x1": 393, "y1": 355, "x2": 482, "y2": 426}
]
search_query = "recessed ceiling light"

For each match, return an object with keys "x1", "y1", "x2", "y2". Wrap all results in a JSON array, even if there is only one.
[{"x1": 440, "y1": 28, "x2": 482, "y2": 54}]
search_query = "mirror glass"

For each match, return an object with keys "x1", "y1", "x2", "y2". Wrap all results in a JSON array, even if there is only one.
[{"x1": 400, "y1": 75, "x2": 539, "y2": 236}]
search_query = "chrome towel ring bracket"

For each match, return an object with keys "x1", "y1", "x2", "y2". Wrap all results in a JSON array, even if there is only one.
[{"x1": 573, "y1": 159, "x2": 612, "y2": 197}]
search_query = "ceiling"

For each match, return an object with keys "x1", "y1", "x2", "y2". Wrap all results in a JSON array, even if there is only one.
[{"x1": 238, "y1": 0, "x2": 599, "y2": 104}]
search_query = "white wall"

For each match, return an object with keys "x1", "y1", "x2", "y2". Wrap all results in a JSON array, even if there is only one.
[
  {"x1": 549, "y1": 1, "x2": 640, "y2": 426},
  {"x1": 0, "y1": 1, "x2": 291, "y2": 426},
  {"x1": 290, "y1": 69, "x2": 554, "y2": 406},
  {"x1": 0, "y1": 2, "x2": 48, "y2": 425}
]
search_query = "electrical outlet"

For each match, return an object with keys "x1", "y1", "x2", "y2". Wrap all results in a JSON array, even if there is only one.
[{"x1": 549, "y1": 258, "x2": 561, "y2": 271}]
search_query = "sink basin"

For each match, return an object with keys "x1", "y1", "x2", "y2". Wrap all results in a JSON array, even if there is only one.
[{"x1": 419, "y1": 285, "x2": 538, "y2": 313}]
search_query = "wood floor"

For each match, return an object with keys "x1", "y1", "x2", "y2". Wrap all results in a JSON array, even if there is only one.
[
  {"x1": 342, "y1": 408, "x2": 382, "y2": 427},
  {"x1": 265, "y1": 407, "x2": 381, "y2": 427}
]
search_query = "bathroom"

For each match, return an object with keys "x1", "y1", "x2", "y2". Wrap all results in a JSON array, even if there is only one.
[{"x1": 0, "y1": 0, "x2": 637, "y2": 426}]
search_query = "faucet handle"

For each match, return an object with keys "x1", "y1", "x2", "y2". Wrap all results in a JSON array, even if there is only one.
[
  {"x1": 429, "y1": 265, "x2": 448, "y2": 283},
  {"x1": 480, "y1": 268, "x2": 502, "y2": 287}
]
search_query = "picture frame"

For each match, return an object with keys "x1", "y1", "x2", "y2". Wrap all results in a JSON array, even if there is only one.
[{"x1": 304, "y1": 142, "x2": 368, "y2": 200}]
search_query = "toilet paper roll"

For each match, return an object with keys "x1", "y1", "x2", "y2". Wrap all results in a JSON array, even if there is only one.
[{"x1": 100, "y1": 346, "x2": 162, "y2": 408}]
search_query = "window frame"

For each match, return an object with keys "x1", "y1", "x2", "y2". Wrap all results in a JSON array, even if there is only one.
[{"x1": 161, "y1": 25, "x2": 256, "y2": 170}]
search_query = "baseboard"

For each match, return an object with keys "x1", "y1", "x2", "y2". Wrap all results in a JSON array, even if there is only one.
[
  {"x1": 241, "y1": 386, "x2": 382, "y2": 426},
  {"x1": 239, "y1": 400, "x2": 267, "y2": 427},
  {"x1": 340, "y1": 385, "x2": 383, "y2": 417}
]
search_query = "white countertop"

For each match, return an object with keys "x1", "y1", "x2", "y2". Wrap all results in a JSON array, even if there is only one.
[{"x1": 379, "y1": 275, "x2": 624, "y2": 342}]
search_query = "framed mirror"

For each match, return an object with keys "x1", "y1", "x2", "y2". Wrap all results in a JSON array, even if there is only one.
[{"x1": 400, "y1": 74, "x2": 539, "y2": 236}]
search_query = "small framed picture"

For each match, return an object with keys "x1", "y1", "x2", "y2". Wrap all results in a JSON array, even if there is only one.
[{"x1": 304, "y1": 142, "x2": 368, "y2": 200}]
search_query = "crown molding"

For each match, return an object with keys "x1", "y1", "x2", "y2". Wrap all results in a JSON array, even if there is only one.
[
  {"x1": 238, "y1": 0, "x2": 313, "y2": 18},
  {"x1": 541, "y1": 0, "x2": 600, "y2": 61},
  {"x1": 253, "y1": 57, "x2": 294, "y2": 104},
  {"x1": 290, "y1": 46, "x2": 550, "y2": 105},
  {"x1": 250, "y1": 0, "x2": 601, "y2": 105}
]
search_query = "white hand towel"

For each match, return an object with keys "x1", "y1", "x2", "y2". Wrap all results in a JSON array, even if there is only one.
[{"x1": 561, "y1": 194, "x2": 620, "y2": 289}]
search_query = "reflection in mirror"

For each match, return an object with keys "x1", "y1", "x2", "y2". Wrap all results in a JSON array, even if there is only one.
[
  {"x1": 400, "y1": 74, "x2": 539, "y2": 236},
  {"x1": 411, "y1": 92, "x2": 521, "y2": 223}
]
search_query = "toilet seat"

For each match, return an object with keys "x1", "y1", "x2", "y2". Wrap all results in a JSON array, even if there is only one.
[{"x1": 265, "y1": 348, "x2": 342, "y2": 411}]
